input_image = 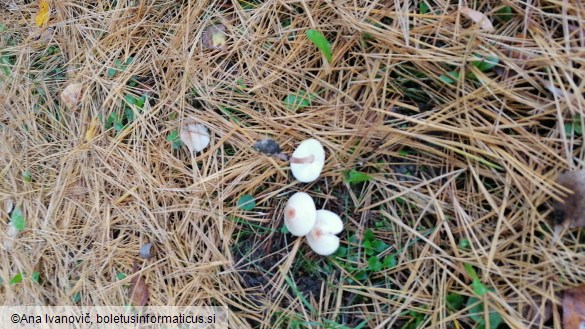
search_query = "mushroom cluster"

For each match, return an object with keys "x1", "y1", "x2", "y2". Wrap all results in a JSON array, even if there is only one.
[{"x1": 281, "y1": 138, "x2": 344, "y2": 256}]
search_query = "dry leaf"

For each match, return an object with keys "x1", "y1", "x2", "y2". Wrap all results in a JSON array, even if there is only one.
[
  {"x1": 254, "y1": 139, "x2": 281, "y2": 155},
  {"x1": 202, "y1": 24, "x2": 227, "y2": 50},
  {"x1": 554, "y1": 170, "x2": 585, "y2": 229},
  {"x1": 563, "y1": 284, "x2": 585, "y2": 329},
  {"x1": 61, "y1": 83, "x2": 83, "y2": 110},
  {"x1": 85, "y1": 117, "x2": 98, "y2": 141},
  {"x1": 3, "y1": 224, "x2": 18, "y2": 251},
  {"x1": 520, "y1": 295, "x2": 553, "y2": 326},
  {"x1": 29, "y1": 26, "x2": 54, "y2": 44},
  {"x1": 459, "y1": 7, "x2": 494, "y2": 32},
  {"x1": 35, "y1": 0, "x2": 50, "y2": 28},
  {"x1": 129, "y1": 261, "x2": 149, "y2": 306}
]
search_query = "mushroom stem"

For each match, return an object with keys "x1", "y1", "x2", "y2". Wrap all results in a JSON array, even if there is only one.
[{"x1": 290, "y1": 155, "x2": 315, "y2": 164}]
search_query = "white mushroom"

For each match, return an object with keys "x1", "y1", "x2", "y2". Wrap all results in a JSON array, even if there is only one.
[
  {"x1": 283, "y1": 192, "x2": 317, "y2": 236},
  {"x1": 180, "y1": 123, "x2": 210, "y2": 153},
  {"x1": 306, "y1": 210, "x2": 343, "y2": 256},
  {"x1": 290, "y1": 138, "x2": 325, "y2": 183}
]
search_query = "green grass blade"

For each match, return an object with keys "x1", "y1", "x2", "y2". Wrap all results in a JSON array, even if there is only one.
[{"x1": 306, "y1": 29, "x2": 332, "y2": 64}]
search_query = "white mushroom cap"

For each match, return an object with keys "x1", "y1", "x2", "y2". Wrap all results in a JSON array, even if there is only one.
[
  {"x1": 283, "y1": 192, "x2": 317, "y2": 236},
  {"x1": 306, "y1": 210, "x2": 344, "y2": 256},
  {"x1": 290, "y1": 138, "x2": 325, "y2": 183},
  {"x1": 180, "y1": 123, "x2": 210, "y2": 153}
]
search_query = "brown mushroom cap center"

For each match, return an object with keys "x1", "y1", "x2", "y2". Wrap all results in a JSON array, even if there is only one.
[
  {"x1": 285, "y1": 206, "x2": 296, "y2": 220},
  {"x1": 290, "y1": 154, "x2": 315, "y2": 164},
  {"x1": 312, "y1": 227, "x2": 323, "y2": 239}
]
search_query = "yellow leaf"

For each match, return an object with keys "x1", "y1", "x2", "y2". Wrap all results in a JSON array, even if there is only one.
[
  {"x1": 85, "y1": 117, "x2": 98, "y2": 142},
  {"x1": 35, "y1": 0, "x2": 50, "y2": 28}
]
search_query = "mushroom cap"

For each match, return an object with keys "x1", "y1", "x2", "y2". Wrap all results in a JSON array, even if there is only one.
[
  {"x1": 283, "y1": 192, "x2": 317, "y2": 236},
  {"x1": 315, "y1": 210, "x2": 343, "y2": 234},
  {"x1": 180, "y1": 123, "x2": 210, "y2": 153},
  {"x1": 305, "y1": 210, "x2": 344, "y2": 256},
  {"x1": 307, "y1": 230, "x2": 340, "y2": 256},
  {"x1": 290, "y1": 138, "x2": 325, "y2": 183}
]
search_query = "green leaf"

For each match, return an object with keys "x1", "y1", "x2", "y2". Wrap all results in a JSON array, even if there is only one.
[
  {"x1": 168, "y1": 130, "x2": 183, "y2": 149},
  {"x1": 398, "y1": 149, "x2": 412, "y2": 157},
  {"x1": 495, "y1": 6, "x2": 514, "y2": 22},
  {"x1": 136, "y1": 95, "x2": 146, "y2": 108},
  {"x1": 237, "y1": 194, "x2": 256, "y2": 211},
  {"x1": 446, "y1": 293, "x2": 464, "y2": 310},
  {"x1": 565, "y1": 123, "x2": 575, "y2": 136},
  {"x1": 382, "y1": 254, "x2": 397, "y2": 268},
  {"x1": 71, "y1": 292, "x2": 82, "y2": 303},
  {"x1": 31, "y1": 271, "x2": 40, "y2": 284},
  {"x1": 124, "y1": 108, "x2": 134, "y2": 123},
  {"x1": 106, "y1": 113, "x2": 118, "y2": 128},
  {"x1": 114, "y1": 121, "x2": 124, "y2": 132},
  {"x1": 575, "y1": 122, "x2": 583, "y2": 135},
  {"x1": 419, "y1": 2, "x2": 430, "y2": 14},
  {"x1": 306, "y1": 29, "x2": 333, "y2": 64},
  {"x1": 219, "y1": 107, "x2": 241, "y2": 123},
  {"x1": 9, "y1": 273, "x2": 23, "y2": 285},
  {"x1": 467, "y1": 296, "x2": 503, "y2": 329},
  {"x1": 22, "y1": 171, "x2": 32, "y2": 182},
  {"x1": 463, "y1": 263, "x2": 479, "y2": 281},
  {"x1": 124, "y1": 94, "x2": 137, "y2": 106},
  {"x1": 372, "y1": 239, "x2": 389, "y2": 253},
  {"x1": 334, "y1": 246, "x2": 348, "y2": 257},
  {"x1": 283, "y1": 91, "x2": 313, "y2": 111},
  {"x1": 362, "y1": 240, "x2": 372, "y2": 250},
  {"x1": 459, "y1": 238, "x2": 470, "y2": 249},
  {"x1": 171, "y1": 140, "x2": 182, "y2": 150},
  {"x1": 439, "y1": 71, "x2": 460, "y2": 85},
  {"x1": 0, "y1": 24, "x2": 7, "y2": 33},
  {"x1": 472, "y1": 278, "x2": 488, "y2": 296},
  {"x1": 166, "y1": 130, "x2": 180, "y2": 142},
  {"x1": 572, "y1": 115, "x2": 583, "y2": 136},
  {"x1": 107, "y1": 67, "x2": 118, "y2": 78},
  {"x1": 367, "y1": 256, "x2": 383, "y2": 272},
  {"x1": 363, "y1": 229, "x2": 375, "y2": 242},
  {"x1": 471, "y1": 55, "x2": 499, "y2": 72},
  {"x1": 10, "y1": 207, "x2": 25, "y2": 231},
  {"x1": 280, "y1": 225, "x2": 290, "y2": 234},
  {"x1": 117, "y1": 272, "x2": 127, "y2": 280},
  {"x1": 353, "y1": 269, "x2": 368, "y2": 281},
  {"x1": 344, "y1": 169, "x2": 372, "y2": 184}
]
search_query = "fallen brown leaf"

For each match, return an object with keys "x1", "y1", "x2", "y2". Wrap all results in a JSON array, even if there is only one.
[
  {"x1": 61, "y1": 83, "x2": 83, "y2": 110},
  {"x1": 202, "y1": 24, "x2": 227, "y2": 50},
  {"x1": 563, "y1": 283, "x2": 585, "y2": 329},
  {"x1": 129, "y1": 260, "x2": 149, "y2": 307},
  {"x1": 459, "y1": 7, "x2": 495, "y2": 32},
  {"x1": 554, "y1": 170, "x2": 585, "y2": 228},
  {"x1": 253, "y1": 139, "x2": 281, "y2": 156}
]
